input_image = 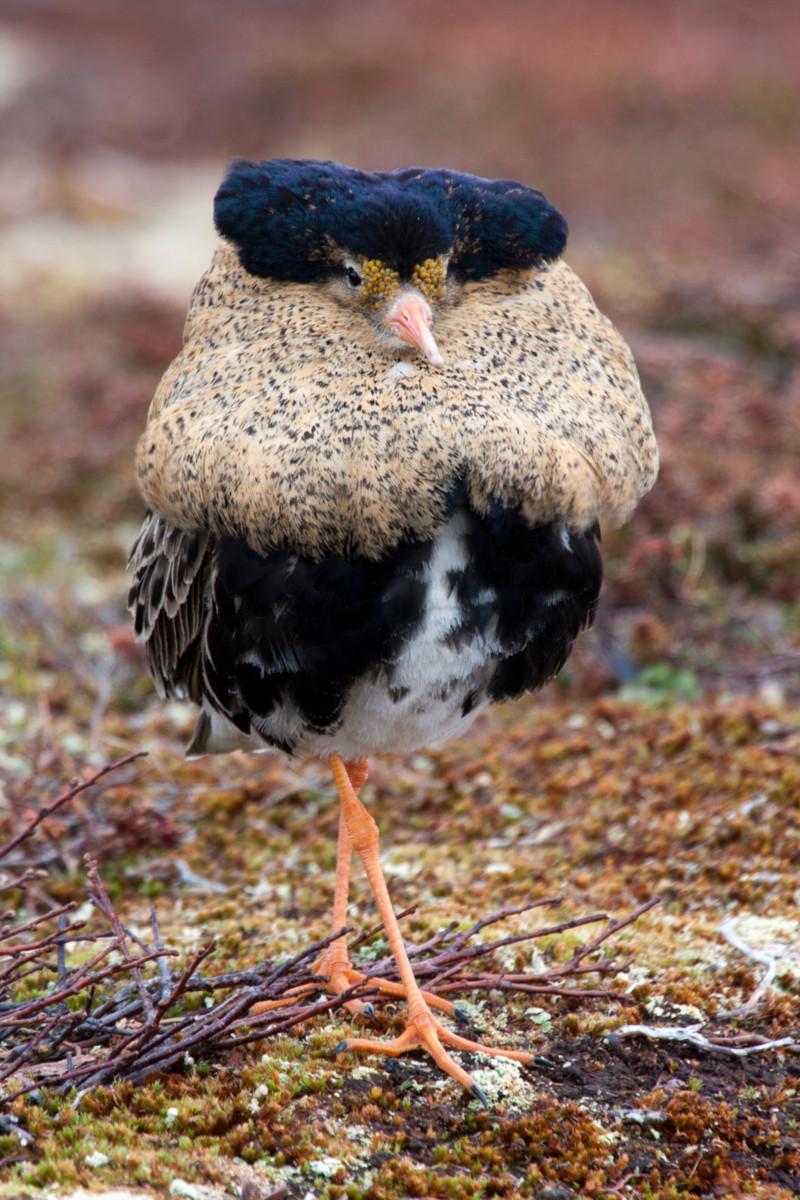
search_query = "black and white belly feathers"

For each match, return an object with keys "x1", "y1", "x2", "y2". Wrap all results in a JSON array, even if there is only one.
[{"x1": 129, "y1": 486, "x2": 601, "y2": 761}]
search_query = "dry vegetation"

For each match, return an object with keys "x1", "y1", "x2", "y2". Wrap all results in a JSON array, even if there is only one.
[{"x1": 1, "y1": 2, "x2": 799, "y2": 1197}]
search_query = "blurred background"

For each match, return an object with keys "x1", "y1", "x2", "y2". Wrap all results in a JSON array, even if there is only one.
[{"x1": 1, "y1": 0, "x2": 799, "y2": 771}]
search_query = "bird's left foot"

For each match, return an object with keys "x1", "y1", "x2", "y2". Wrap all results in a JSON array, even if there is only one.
[
  {"x1": 250, "y1": 944, "x2": 454, "y2": 1020},
  {"x1": 334, "y1": 997, "x2": 532, "y2": 1099}
]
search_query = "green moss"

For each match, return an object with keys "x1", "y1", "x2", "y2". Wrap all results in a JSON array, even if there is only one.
[{"x1": 3, "y1": 538, "x2": 799, "y2": 1199}]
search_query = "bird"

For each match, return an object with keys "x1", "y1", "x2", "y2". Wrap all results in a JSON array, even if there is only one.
[{"x1": 128, "y1": 158, "x2": 658, "y2": 1101}]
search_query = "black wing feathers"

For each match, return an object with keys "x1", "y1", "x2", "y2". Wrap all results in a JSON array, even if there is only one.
[
  {"x1": 205, "y1": 538, "x2": 431, "y2": 738},
  {"x1": 127, "y1": 512, "x2": 213, "y2": 702},
  {"x1": 442, "y1": 500, "x2": 601, "y2": 702},
  {"x1": 128, "y1": 497, "x2": 601, "y2": 756}
]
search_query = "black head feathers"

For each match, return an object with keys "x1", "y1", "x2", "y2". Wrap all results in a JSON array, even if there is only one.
[{"x1": 214, "y1": 159, "x2": 567, "y2": 285}]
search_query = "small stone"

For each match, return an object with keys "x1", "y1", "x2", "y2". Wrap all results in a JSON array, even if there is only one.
[
  {"x1": 169, "y1": 1182, "x2": 203, "y2": 1199},
  {"x1": 248, "y1": 1083, "x2": 270, "y2": 1113},
  {"x1": 84, "y1": 1150, "x2": 109, "y2": 1168}
]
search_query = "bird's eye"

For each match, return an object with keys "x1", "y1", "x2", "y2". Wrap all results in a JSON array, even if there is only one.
[{"x1": 345, "y1": 266, "x2": 362, "y2": 288}]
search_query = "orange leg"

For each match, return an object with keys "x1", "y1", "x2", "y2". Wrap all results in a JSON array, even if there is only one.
[
  {"x1": 329, "y1": 754, "x2": 532, "y2": 1101},
  {"x1": 252, "y1": 759, "x2": 453, "y2": 1019}
]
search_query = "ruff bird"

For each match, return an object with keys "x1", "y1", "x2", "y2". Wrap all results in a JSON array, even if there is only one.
[{"x1": 129, "y1": 158, "x2": 658, "y2": 1098}]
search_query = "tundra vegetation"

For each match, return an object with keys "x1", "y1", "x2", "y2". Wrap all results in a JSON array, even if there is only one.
[{"x1": 0, "y1": 2, "x2": 798, "y2": 1196}]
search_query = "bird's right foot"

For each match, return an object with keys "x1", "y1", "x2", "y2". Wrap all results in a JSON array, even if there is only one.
[{"x1": 334, "y1": 998, "x2": 532, "y2": 1100}]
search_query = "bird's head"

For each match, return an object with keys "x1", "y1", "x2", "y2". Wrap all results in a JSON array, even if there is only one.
[{"x1": 214, "y1": 159, "x2": 568, "y2": 368}]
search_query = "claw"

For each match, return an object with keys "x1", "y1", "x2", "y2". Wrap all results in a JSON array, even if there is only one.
[
  {"x1": 453, "y1": 1004, "x2": 470, "y2": 1025},
  {"x1": 331, "y1": 1039, "x2": 349, "y2": 1056},
  {"x1": 361, "y1": 1002, "x2": 376, "y2": 1019},
  {"x1": 470, "y1": 1082, "x2": 490, "y2": 1109}
]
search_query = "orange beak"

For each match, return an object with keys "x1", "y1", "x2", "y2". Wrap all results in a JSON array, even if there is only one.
[{"x1": 386, "y1": 292, "x2": 443, "y2": 366}]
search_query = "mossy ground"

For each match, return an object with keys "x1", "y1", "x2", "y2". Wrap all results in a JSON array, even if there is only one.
[
  {"x1": 2, "y1": 537, "x2": 799, "y2": 1196},
  {"x1": 2, "y1": 2, "x2": 800, "y2": 1196}
]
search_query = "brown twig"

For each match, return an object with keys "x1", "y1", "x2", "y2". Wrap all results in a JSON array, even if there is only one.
[
  {"x1": 0, "y1": 753, "x2": 146, "y2": 861},
  {"x1": 86, "y1": 855, "x2": 156, "y2": 1020},
  {"x1": 4, "y1": 756, "x2": 745, "y2": 1108}
]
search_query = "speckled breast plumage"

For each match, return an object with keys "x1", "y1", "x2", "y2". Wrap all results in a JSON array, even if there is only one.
[{"x1": 135, "y1": 244, "x2": 657, "y2": 560}]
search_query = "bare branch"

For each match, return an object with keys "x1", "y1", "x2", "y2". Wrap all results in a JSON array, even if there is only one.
[{"x1": 0, "y1": 753, "x2": 146, "y2": 862}]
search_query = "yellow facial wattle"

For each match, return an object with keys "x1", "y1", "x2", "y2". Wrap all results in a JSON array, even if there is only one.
[
  {"x1": 411, "y1": 256, "x2": 447, "y2": 303},
  {"x1": 358, "y1": 256, "x2": 448, "y2": 308},
  {"x1": 360, "y1": 259, "x2": 401, "y2": 307}
]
